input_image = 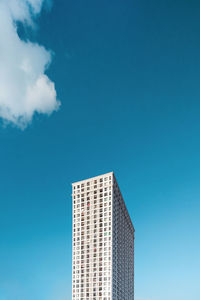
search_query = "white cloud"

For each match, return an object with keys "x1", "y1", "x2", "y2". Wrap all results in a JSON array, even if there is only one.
[{"x1": 0, "y1": 0, "x2": 60, "y2": 129}]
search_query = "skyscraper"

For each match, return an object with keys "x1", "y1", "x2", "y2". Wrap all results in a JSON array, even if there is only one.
[{"x1": 72, "y1": 172, "x2": 135, "y2": 300}]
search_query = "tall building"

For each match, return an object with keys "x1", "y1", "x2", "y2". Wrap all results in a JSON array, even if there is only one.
[{"x1": 72, "y1": 172, "x2": 135, "y2": 300}]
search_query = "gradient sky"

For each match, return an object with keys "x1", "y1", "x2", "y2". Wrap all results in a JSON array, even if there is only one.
[{"x1": 1, "y1": 0, "x2": 200, "y2": 299}]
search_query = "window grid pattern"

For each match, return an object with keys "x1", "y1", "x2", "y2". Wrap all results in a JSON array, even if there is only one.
[
  {"x1": 72, "y1": 173, "x2": 113, "y2": 300},
  {"x1": 112, "y1": 176, "x2": 135, "y2": 300},
  {"x1": 72, "y1": 172, "x2": 135, "y2": 300}
]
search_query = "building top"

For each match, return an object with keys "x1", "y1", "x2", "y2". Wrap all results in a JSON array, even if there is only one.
[
  {"x1": 72, "y1": 171, "x2": 135, "y2": 234},
  {"x1": 72, "y1": 171, "x2": 113, "y2": 185}
]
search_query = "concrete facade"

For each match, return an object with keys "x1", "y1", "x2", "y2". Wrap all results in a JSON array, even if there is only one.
[{"x1": 72, "y1": 172, "x2": 135, "y2": 300}]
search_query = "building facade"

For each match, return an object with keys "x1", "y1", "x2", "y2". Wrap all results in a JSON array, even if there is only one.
[{"x1": 72, "y1": 172, "x2": 135, "y2": 300}]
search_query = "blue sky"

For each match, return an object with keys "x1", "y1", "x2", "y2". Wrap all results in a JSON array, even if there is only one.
[{"x1": 0, "y1": 0, "x2": 200, "y2": 299}]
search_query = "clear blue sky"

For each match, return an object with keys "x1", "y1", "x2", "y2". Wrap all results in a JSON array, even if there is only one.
[{"x1": 0, "y1": 0, "x2": 200, "y2": 299}]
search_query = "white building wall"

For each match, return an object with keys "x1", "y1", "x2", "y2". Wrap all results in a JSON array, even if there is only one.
[
  {"x1": 112, "y1": 174, "x2": 134, "y2": 300},
  {"x1": 72, "y1": 172, "x2": 134, "y2": 300},
  {"x1": 72, "y1": 173, "x2": 113, "y2": 300}
]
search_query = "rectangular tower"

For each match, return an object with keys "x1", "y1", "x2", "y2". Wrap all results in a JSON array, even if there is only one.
[{"x1": 72, "y1": 172, "x2": 135, "y2": 300}]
